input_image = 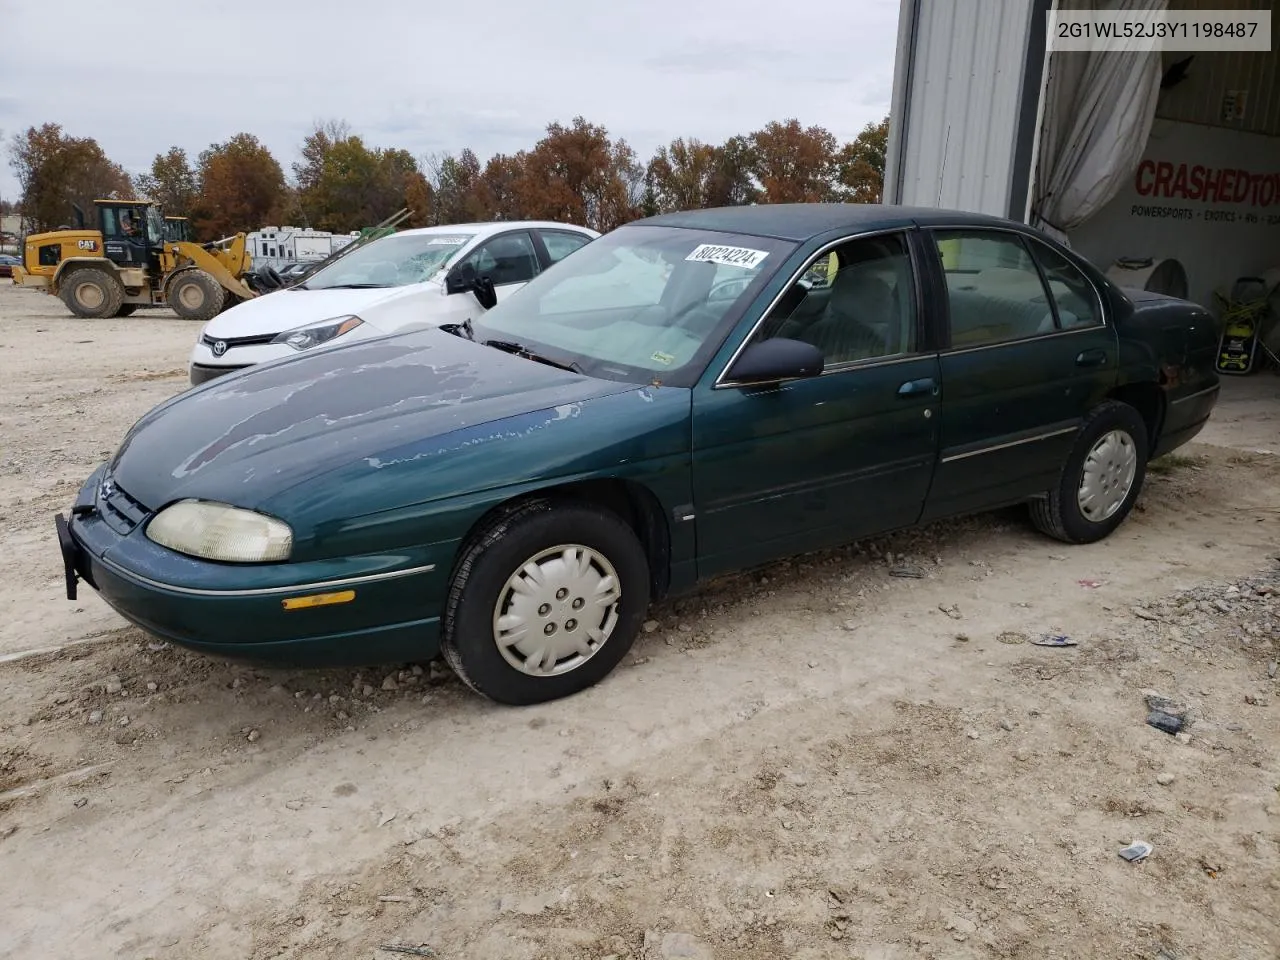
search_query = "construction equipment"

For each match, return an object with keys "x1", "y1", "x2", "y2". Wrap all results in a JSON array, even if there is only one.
[
  {"x1": 10, "y1": 200, "x2": 257, "y2": 321},
  {"x1": 163, "y1": 216, "x2": 192, "y2": 243}
]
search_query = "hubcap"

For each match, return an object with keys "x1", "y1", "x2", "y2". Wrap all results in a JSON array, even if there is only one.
[
  {"x1": 177, "y1": 282, "x2": 204, "y2": 310},
  {"x1": 1077, "y1": 429, "x2": 1138, "y2": 522},
  {"x1": 76, "y1": 282, "x2": 104, "y2": 309},
  {"x1": 492, "y1": 544, "x2": 621, "y2": 677}
]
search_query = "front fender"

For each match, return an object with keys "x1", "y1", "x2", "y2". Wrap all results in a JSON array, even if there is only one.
[{"x1": 260, "y1": 385, "x2": 695, "y2": 565}]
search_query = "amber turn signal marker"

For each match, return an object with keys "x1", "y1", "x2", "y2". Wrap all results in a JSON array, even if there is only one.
[{"x1": 281, "y1": 590, "x2": 356, "y2": 611}]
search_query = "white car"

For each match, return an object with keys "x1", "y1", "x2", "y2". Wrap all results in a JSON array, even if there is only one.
[{"x1": 188, "y1": 221, "x2": 599, "y2": 385}]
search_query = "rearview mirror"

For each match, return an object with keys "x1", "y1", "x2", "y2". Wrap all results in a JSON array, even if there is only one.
[{"x1": 725, "y1": 338, "x2": 824, "y2": 385}]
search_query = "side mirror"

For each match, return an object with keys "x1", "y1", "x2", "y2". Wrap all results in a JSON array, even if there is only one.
[
  {"x1": 725, "y1": 337, "x2": 824, "y2": 385},
  {"x1": 473, "y1": 275, "x2": 497, "y2": 310},
  {"x1": 444, "y1": 261, "x2": 478, "y2": 295},
  {"x1": 444, "y1": 262, "x2": 498, "y2": 310}
]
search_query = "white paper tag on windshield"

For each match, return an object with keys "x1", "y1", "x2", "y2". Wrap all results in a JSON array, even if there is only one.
[
  {"x1": 428, "y1": 236, "x2": 470, "y2": 245},
  {"x1": 685, "y1": 243, "x2": 769, "y2": 269}
]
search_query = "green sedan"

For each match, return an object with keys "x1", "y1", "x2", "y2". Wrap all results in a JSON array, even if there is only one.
[{"x1": 56, "y1": 204, "x2": 1221, "y2": 705}]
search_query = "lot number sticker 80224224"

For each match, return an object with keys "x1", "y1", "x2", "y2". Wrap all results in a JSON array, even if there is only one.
[{"x1": 684, "y1": 244, "x2": 770, "y2": 269}]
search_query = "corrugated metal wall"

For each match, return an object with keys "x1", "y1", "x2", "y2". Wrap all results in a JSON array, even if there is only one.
[
  {"x1": 1157, "y1": 0, "x2": 1279, "y2": 137},
  {"x1": 886, "y1": 0, "x2": 1040, "y2": 217}
]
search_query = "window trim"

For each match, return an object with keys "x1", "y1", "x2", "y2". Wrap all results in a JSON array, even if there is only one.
[
  {"x1": 714, "y1": 226, "x2": 928, "y2": 389},
  {"x1": 460, "y1": 228, "x2": 541, "y2": 288},
  {"x1": 924, "y1": 224, "x2": 1109, "y2": 356},
  {"x1": 1021, "y1": 233, "x2": 1106, "y2": 335},
  {"x1": 533, "y1": 228, "x2": 595, "y2": 268}
]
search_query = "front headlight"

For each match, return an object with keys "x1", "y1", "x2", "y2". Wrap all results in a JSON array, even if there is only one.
[
  {"x1": 146, "y1": 500, "x2": 293, "y2": 562},
  {"x1": 271, "y1": 315, "x2": 363, "y2": 351}
]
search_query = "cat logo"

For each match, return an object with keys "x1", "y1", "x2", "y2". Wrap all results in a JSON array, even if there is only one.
[{"x1": 77, "y1": 239, "x2": 98, "y2": 251}]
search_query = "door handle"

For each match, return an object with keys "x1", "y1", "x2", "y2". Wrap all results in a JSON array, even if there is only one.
[
  {"x1": 1076, "y1": 348, "x2": 1108, "y2": 368},
  {"x1": 897, "y1": 377, "x2": 938, "y2": 397}
]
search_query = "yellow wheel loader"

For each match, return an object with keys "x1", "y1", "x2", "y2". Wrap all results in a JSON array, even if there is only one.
[{"x1": 10, "y1": 200, "x2": 257, "y2": 321}]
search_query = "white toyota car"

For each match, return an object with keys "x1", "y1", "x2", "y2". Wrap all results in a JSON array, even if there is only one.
[{"x1": 188, "y1": 220, "x2": 599, "y2": 385}]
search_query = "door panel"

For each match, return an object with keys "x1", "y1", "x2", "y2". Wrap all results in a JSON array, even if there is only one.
[
  {"x1": 921, "y1": 228, "x2": 1117, "y2": 521},
  {"x1": 691, "y1": 229, "x2": 941, "y2": 578},
  {"x1": 693, "y1": 356, "x2": 940, "y2": 576}
]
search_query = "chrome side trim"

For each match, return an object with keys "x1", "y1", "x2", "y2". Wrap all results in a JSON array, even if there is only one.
[
  {"x1": 1170, "y1": 383, "x2": 1220, "y2": 405},
  {"x1": 942, "y1": 323, "x2": 1101, "y2": 356},
  {"x1": 940, "y1": 426, "x2": 1078, "y2": 464},
  {"x1": 713, "y1": 226, "x2": 926, "y2": 389},
  {"x1": 95, "y1": 557, "x2": 436, "y2": 598}
]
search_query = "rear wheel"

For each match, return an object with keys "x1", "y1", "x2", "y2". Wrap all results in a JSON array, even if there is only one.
[
  {"x1": 167, "y1": 270, "x2": 225, "y2": 322},
  {"x1": 441, "y1": 499, "x2": 651, "y2": 705},
  {"x1": 60, "y1": 269, "x2": 124, "y2": 319},
  {"x1": 1030, "y1": 400, "x2": 1149, "y2": 544}
]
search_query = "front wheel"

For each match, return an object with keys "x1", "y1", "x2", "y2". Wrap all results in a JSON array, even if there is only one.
[
  {"x1": 441, "y1": 499, "x2": 651, "y2": 705},
  {"x1": 1030, "y1": 400, "x2": 1149, "y2": 544},
  {"x1": 167, "y1": 270, "x2": 225, "y2": 322},
  {"x1": 60, "y1": 268, "x2": 124, "y2": 319}
]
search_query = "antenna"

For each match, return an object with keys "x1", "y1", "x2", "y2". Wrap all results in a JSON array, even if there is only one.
[{"x1": 936, "y1": 125, "x2": 951, "y2": 207}]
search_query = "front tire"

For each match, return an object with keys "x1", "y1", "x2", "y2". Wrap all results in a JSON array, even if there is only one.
[
  {"x1": 167, "y1": 270, "x2": 225, "y2": 322},
  {"x1": 441, "y1": 499, "x2": 651, "y2": 705},
  {"x1": 1030, "y1": 400, "x2": 1149, "y2": 544},
  {"x1": 60, "y1": 269, "x2": 124, "y2": 319}
]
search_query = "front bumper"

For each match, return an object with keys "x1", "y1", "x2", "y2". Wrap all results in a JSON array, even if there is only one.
[
  {"x1": 56, "y1": 466, "x2": 448, "y2": 667},
  {"x1": 189, "y1": 362, "x2": 249, "y2": 386}
]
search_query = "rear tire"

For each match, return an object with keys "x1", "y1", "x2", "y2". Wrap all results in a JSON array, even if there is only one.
[
  {"x1": 441, "y1": 499, "x2": 651, "y2": 705},
  {"x1": 1030, "y1": 400, "x2": 1148, "y2": 544},
  {"x1": 167, "y1": 270, "x2": 225, "y2": 322},
  {"x1": 60, "y1": 269, "x2": 124, "y2": 319}
]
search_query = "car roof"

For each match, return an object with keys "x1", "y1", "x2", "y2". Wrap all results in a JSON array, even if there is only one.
[
  {"x1": 395, "y1": 221, "x2": 599, "y2": 239},
  {"x1": 631, "y1": 203, "x2": 1024, "y2": 242}
]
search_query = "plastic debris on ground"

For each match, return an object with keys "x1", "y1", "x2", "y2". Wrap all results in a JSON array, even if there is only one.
[
  {"x1": 1118, "y1": 840, "x2": 1153, "y2": 862},
  {"x1": 1031, "y1": 633, "x2": 1077, "y2": 647}
]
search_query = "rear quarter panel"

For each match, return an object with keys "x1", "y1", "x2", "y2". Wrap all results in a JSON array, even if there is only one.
[{"x1": 1105, "y1": 281, "x2": 1220, "y2": 457}]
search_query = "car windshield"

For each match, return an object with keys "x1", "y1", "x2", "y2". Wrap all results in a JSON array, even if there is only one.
[
  {"x1": 301, "y1": 232, "x2": 475, "y2": 290},
  {"x1": 470, "y1": 224, "x2": 796, "y2": 383}
]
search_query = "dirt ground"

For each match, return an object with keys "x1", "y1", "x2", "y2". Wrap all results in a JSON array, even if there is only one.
[{"x1": 1, "y1": 281, "x2": 1278, "y2": 960}]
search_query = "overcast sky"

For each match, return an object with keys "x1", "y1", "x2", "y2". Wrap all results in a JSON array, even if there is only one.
[{"x1": 0, "y1": 0, "x2": 899, "y2": 201}]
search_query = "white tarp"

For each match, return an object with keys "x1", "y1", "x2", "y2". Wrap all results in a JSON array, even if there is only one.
[{"x1": 1030, "y1": 0, "x2": 1168, "y2": 243}]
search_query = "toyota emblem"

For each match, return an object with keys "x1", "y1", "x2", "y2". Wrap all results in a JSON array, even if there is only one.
[{"x1": 211, "y1": 340, "x2": 228, "y2": 357}]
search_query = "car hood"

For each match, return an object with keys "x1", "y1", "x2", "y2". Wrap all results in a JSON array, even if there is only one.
[
  {"x1": 201, "y1": 280, "x2": 445, "y2": 338},
  {"x1": 108, "y1": 328, "x2": 636, "y2": 508}
]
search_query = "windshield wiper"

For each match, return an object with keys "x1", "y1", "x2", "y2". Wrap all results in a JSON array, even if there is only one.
[
  {"x1": 313, "y1": 282, "x2": 388, "y2": 290},
  {"x1": 483, "y1": 339, "x2": 582, "y2": 374},
  {"x1": 440, "y1": 318, "x2": 475, "y2": 341}
]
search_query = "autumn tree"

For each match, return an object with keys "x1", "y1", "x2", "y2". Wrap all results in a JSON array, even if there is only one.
[
  {"x1": 424, "y1": 149, "x2": 491, "y2": 225},
  {"x1": 748, "y1": 119, "x2": 840, "y2": 204},
  {"x1": 645, "y1": 137, "x2": 720, "y2": 213},
  {"x1": 191, "y1": 133, "x2": 287, "y2": 236},
  {"x1": 135, "y1": 146, "x2": 198, "y2": 217},
  {"x1": 292, "y1": 120, "x2": 427, "y2": 231},
  {"x1": 836, "y1": 115, "x2": 889, "y2": 203},
  {"x1": 7, "y1": 123, "x2": 133, "y2": 231},
  {"x1": 706, "y1": 136, "x2": 760, "y2": 207},
  {"x1": 479, "y1": 152, "x2": 530, "y2": 221},
  {"x1": 514, "y1": 117, "x2": 643, "y2": 231}
]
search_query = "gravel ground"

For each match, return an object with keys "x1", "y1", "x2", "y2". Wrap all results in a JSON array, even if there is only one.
[{"x1": 1, "y1": 282, "x2": 1279, "y2": 960}]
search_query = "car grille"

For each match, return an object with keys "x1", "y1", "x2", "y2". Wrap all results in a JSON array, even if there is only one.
[
  {"x1": 97, "y1": 475, "x2": 151, "y2": 535},
  {"x1": 200, "y1": 333, "x2": 279, "y2": 349}
]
